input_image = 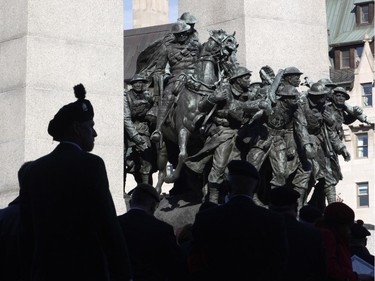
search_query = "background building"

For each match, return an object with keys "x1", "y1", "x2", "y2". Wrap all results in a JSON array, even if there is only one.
[{"x1": 326, "y1": 0, "x2": 374, "y2": 247}]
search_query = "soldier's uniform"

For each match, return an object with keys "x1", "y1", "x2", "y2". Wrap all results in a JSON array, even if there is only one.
[
  {"x1": 247, "y1": 85, "x2": 310, "y2": 189},
  {"x1": 185, "y1": 67, "x2": 266, "y2": 203},
  {"x1": 151, "y1": 21, "x2": 201, "y2": 142},
  {"x1": 292, "y1": 83, "x2": 346, "y2": 207},
  {"x1": 124, "y1": 75, "x2": 155, "y2": 184}
]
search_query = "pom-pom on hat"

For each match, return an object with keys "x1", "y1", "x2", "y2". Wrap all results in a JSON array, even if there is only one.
[
  {"x1": 324, "y1": 202, "x2": 355, "y2": 225},
  {"x1": 351, "y1": 219, "x2": 371, "y2": 239},
  {"x1": 47, "y1": 84, "x2": 94, "y2": 141}
]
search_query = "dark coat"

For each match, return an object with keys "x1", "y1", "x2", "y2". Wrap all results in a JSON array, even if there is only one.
[
  {"x1": 118, "y1": 209, "x2": 187, "y2": 281},
  {"x1": 0, "y1": 198, "x2": 21, "y2": 281},
  {"x1": 191, "y1": 195, "x2": 288, "y2": 281},
  {"x1": 19, "y1": 143, "x2": 130, "y2": 281},
  {"x1": 282, "y1": 215, "x2": 327, "y2": 281}
]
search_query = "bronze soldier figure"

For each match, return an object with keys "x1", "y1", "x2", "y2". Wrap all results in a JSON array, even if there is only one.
[
  {"x1": 150, "y1": 21, "x2": 202, "y2": 143},
  {"x1": 124, "y1": 74, "x2": 155, "y2": 185},
  {"x1": 178, "y1": 12, "x2": 199, "y2": 41},
  {"x1": 292, "y1": 83, "x2": 349, "y2": 209},
  {"x1": 186, "y1": 67, "x2": 269, "y2": 203},
  {"x1": 246, "y1": 80, "x2": 313, "y2": 203}
]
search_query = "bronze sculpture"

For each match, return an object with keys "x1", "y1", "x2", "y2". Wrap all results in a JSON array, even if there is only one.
[
  {"x1": 185, "y1": 66, "x2": 270, "y2": 203},
  {"x1": 124, "y1": 74, "x2": 156, "y2": 188},
  {"x1": 125, "y1": 12, "x2": 371, "y2": 210}
]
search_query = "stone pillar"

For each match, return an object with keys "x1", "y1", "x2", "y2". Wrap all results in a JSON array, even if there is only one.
[
  {"x1": 0, "y1": 0, "x2": 126, "y2": 213},
  {"x1": 179, "y1": 0, "x2": 330, "y2": 82},
  {"x1": 133, "y1": 0, "x2": 169, "y2": 28}
]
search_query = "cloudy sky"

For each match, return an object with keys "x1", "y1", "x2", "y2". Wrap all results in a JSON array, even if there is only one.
[{"x1": 124, "y1": 0, "x2": 179, "y2": 29}]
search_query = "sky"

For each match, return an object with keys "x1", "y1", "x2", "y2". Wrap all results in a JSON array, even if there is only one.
[{"x1": 124, "y1": 0, "x2": 179, "y2": 30}]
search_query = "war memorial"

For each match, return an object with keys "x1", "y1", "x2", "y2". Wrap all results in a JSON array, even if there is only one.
[
  {"x1": 1, "y1": 1, "x2": 374, "y2": 232},
  {"x1": 122, "y1": 6, "x2": 372, "y2": 229}
]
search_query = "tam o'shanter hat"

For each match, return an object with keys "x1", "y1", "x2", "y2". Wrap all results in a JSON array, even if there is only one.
[
  {"x1": 351, "y1": 219, "x2": 371, "y2": 239},
  {"x1": 48, "y1": 84, "x2": 94, "y2": 141}
]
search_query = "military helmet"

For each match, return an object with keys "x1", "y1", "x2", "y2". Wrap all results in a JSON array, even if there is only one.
[
  {"x1": 332, "y1": 86, "x2": 350, "y2": 100},
  {"x1": 130, "y1": 73, "x2": 148, "y2": 84},
  {"x1": 178, "y1": 12, "x2": 197, "y2": 24},
  {"x1": 171, "y1": 21, "x2": 191, "y2": 34},
  {"x1": 317, "y1": 78, "x2": 336, "y2": 88},
  {"x1": 259, "y1": 65, "x2": 275, "y2": 78},
  {"x1": 308, "y1": 83, "x2": 326, "y2": 95},
  {"x1": 283, "y1": 66, "x2": 303, "y2": 76},
  {"x1": 277, "y1": 84, "x2": 299, "y2": 97},
  {"x1": 230, "y1": 66, "x2": 252, "y2": 81}
]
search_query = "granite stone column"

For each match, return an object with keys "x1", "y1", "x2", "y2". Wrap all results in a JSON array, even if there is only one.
[
  {"x1": 0, "y1": 0, "x2": 125, "y2": 213},
  {"x1": 179, "y1": 0, "x2": 330, "y2": 81}
]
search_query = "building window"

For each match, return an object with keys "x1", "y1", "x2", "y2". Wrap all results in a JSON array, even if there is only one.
[
  {"x1": 362, "y1": 83, "x2": 373, "y2": 106},
  {"x1": 355, "y1": 46, "x2": 363, "y2": 67},
  {"x1": 360, "y1": 5, "x2": 369, "y2": 24},
  {"x1": 340, "y1": 49, "x2": 350, "y2": 69},
  {"x1": 357, "y1": 182, "x2": 369, "y2": 207},
  {"x1": 356, "y1": 133, "x2": 368, "y2": 158}
]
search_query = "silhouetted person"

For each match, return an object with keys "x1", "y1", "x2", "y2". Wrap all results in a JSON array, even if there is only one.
[
  {"x1": 318, "y1": 202, "x2": 373, "y2": 281},
  {"x1": 19, "y1": 84, "x2": 131, "y2": 281},
  {"x1": 118, "y1": 183, "x2": 187, "y2": 281},
  {"x1": 298, "y1": 204, "x2": 323, "y2": 227},
  {"x1": 0, "y1": 161, "x2": 32, "y2": 281},
  {"x1": 269, "y1": 187, "x2": 327, "y2": 281},
  {"x1": 190, "y1": 160, "x2": 288, "y2": 281},
  {"x1": 350, "y1": 219, "x2": 374, "y2": 265}
]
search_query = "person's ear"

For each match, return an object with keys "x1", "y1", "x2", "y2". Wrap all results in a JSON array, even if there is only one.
[{"x1": 72, "y1": 121, "x2": 81, "y2": 136}]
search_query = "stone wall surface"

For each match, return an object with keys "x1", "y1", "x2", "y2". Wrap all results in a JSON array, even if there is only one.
[
  {"x1": 0, "y1": 0, "x2": 126, "y2": 214},
  {"x1": 179, "y1": 0, "x2": 330, "y2": 82}
]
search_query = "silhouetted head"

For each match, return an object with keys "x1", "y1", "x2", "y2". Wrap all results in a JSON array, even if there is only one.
[
  {"x1": 268, "y1": 187, "x2": 300, "y2": 217},
  {"x1": 324, "y1": 202, "x2": 355, "y2": 225},
  {"x1": 128, "y1": 183, "x2": 160, "y2": 214},
  {"x1": 47, "y1": 84, "x2": 97, "y2": 151},
  {"x1": 299, "y1": 204, "x2": 323, "y2": 224},
  {"x1": 350, "y1": 219, "x2": 371, "y2": 239},
  {"x1": 227, "y1": 160, "x2": 260, "y2": 197}
]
